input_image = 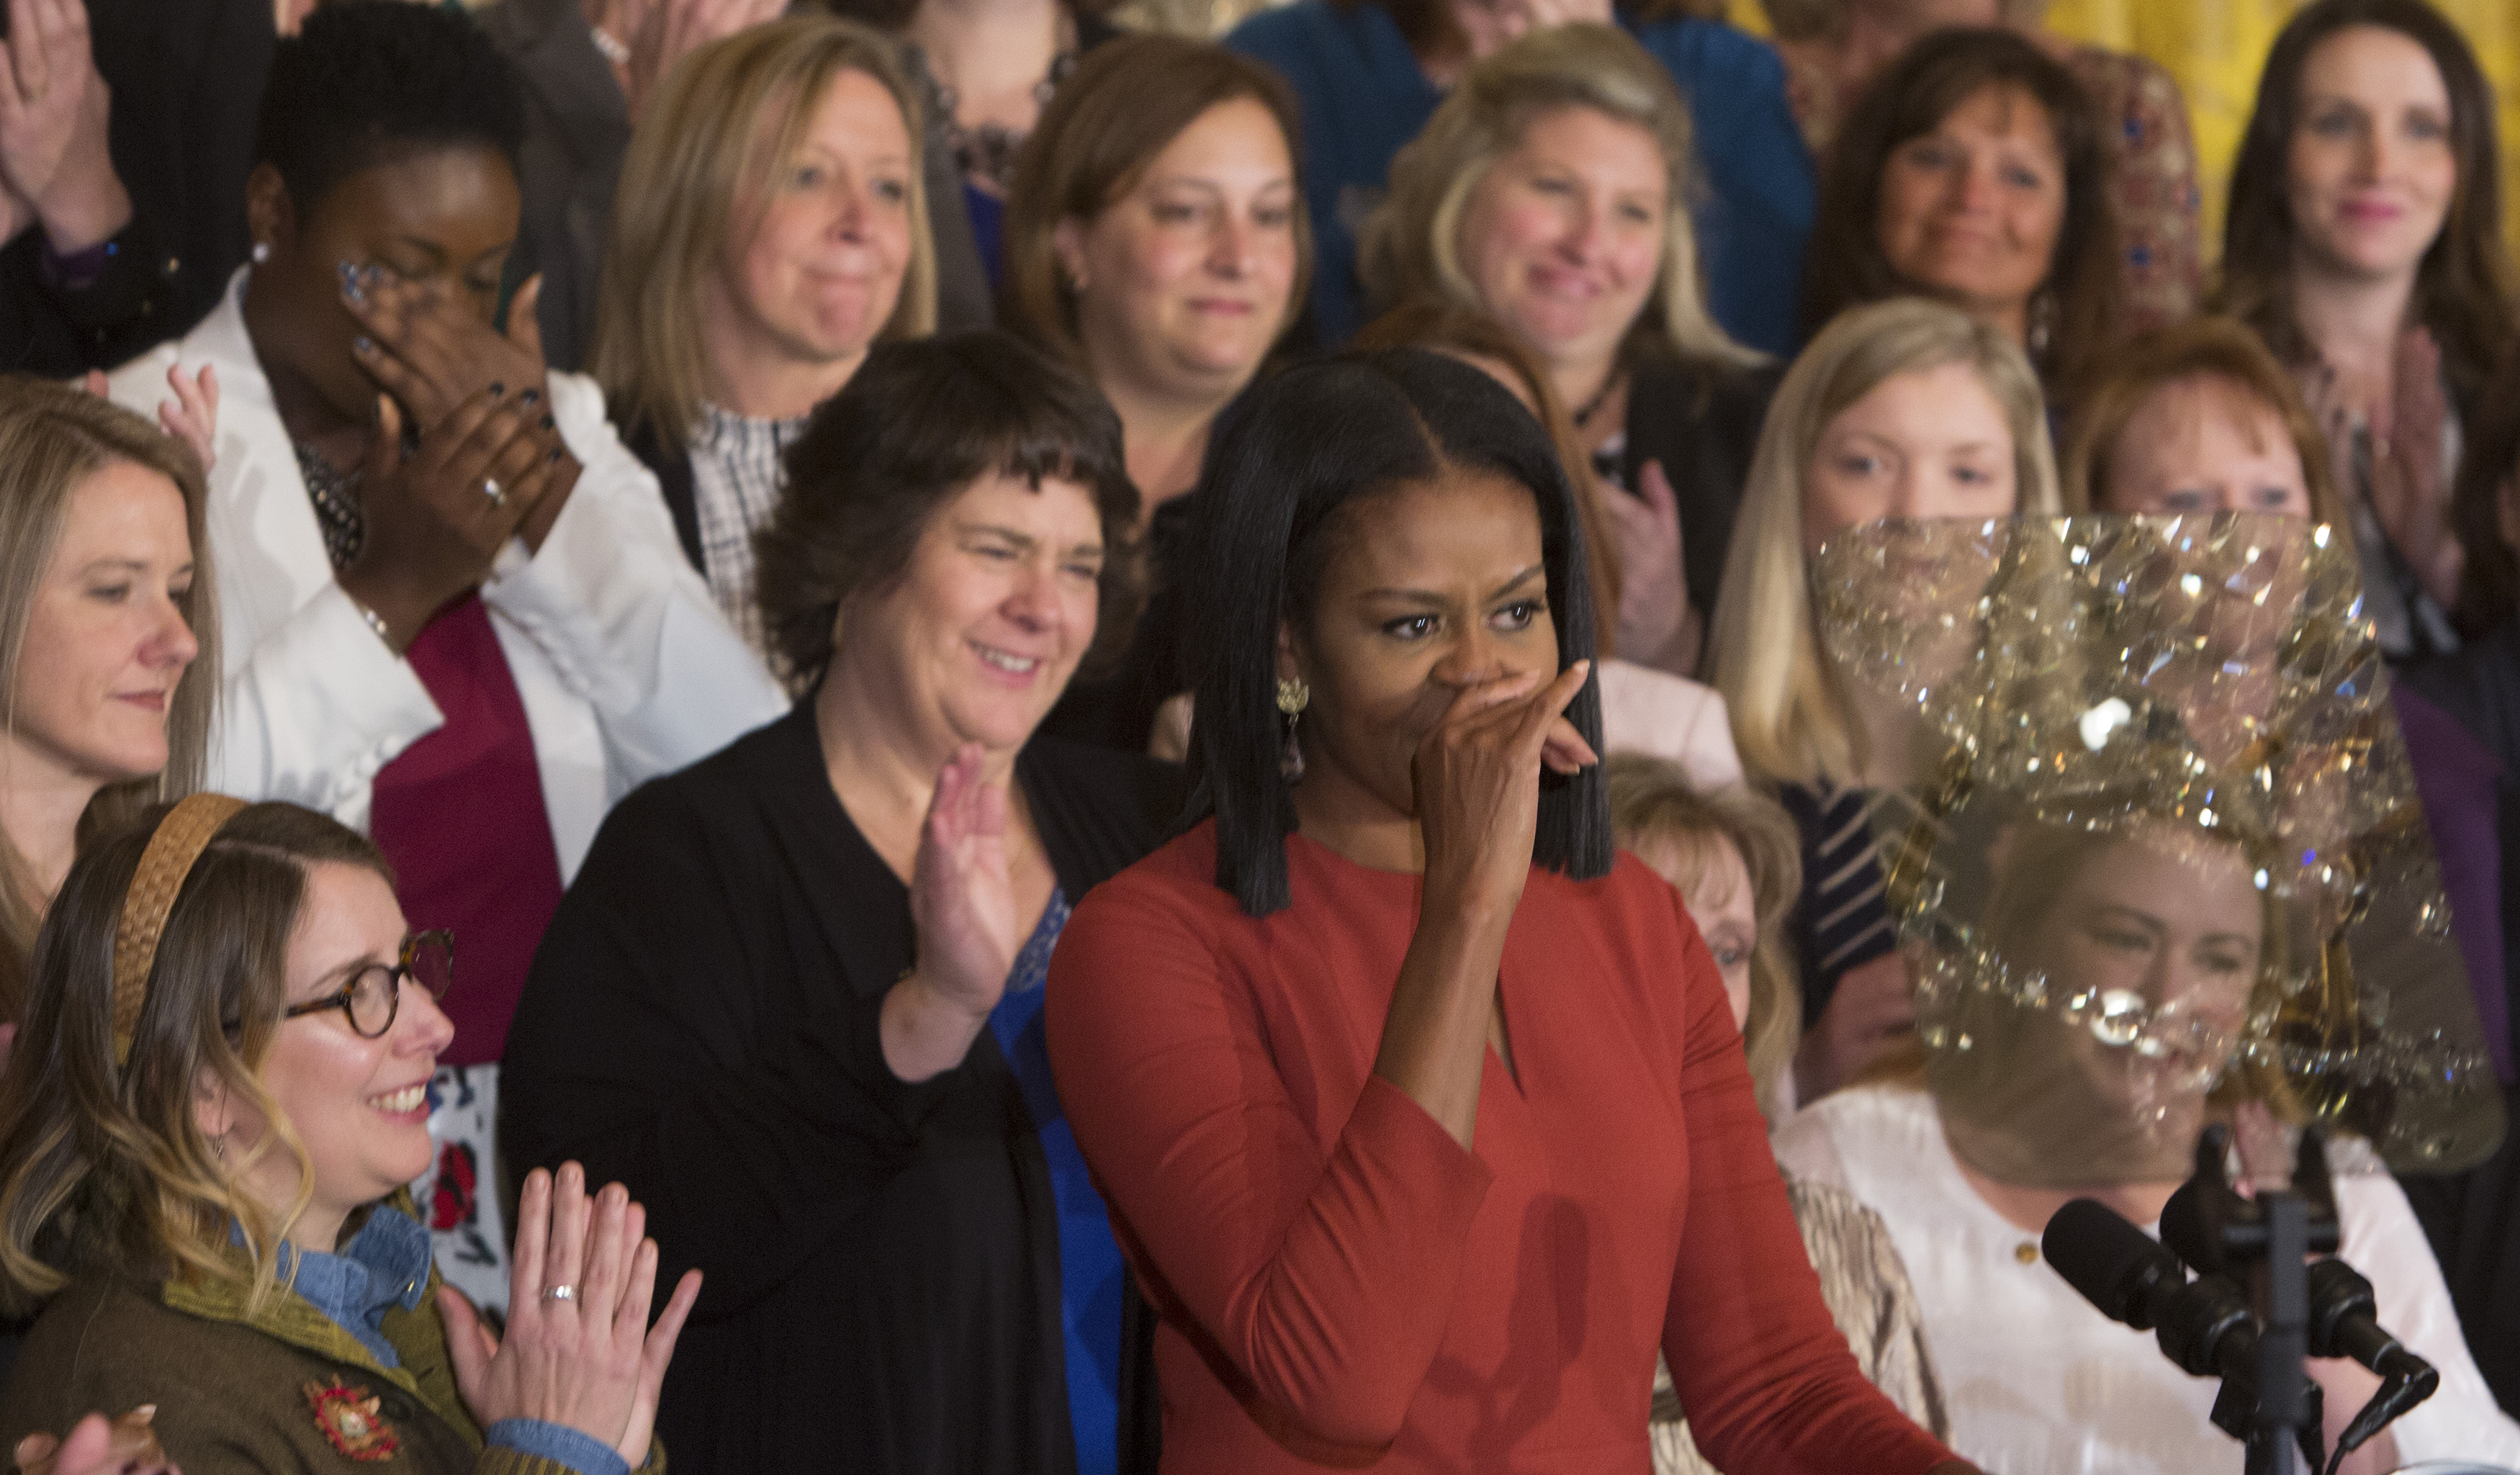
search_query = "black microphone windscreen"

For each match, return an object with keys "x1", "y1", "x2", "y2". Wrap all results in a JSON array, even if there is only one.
[
  {"x1": 2159, "y1": 1181, "x2": 2214, "y2": 1273},
  {"x1": 2044, "y1": 1198, "x2": 2174, "y2": 1327}
]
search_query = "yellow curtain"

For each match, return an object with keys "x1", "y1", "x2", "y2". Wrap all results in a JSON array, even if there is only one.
[{"x1": 1730, "y1": 0, "x2": 2520, "y2": 265}]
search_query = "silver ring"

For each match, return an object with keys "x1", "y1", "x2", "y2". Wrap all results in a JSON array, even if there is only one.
[
  {"x1": 542, "y1": 1284, "x2": 575, "y2": 1302},
  {"x1": 482, "y1": 477, "x2": 504, "y2": 508}
]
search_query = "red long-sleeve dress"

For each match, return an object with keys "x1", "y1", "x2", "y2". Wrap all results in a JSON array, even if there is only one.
[{"x1": 1045, "y1": 821, "x2": 1961, "y2": 1474}]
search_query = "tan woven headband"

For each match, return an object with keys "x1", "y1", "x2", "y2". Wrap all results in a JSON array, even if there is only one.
[{"x1": 111, "y1": 793, "x2": 248, "y2": 1066}]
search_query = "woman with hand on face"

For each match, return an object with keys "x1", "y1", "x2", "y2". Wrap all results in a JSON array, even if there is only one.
[
  {"x1": 1364, "y1": 24, "x2": 1776, "y2": 675},
  {"x1": 1047, "y1": 348, "x2": 1979, "y2": 1474},
  {"x1": 1349, "y1": 300, "x2": 1744, "y2": 782},
  {"x1": 0, "y1": 798, "x2": 700, "y2": 1475},
  {"x1": 592, "y1": 15, "x2": 935, "y2": 667},
  {"x1": 1801, "y1": 27, "x2": 2119, "y2": 405},
  {"x1": 1225, "y1": 0, "x2": 1812, "y2": 356},
  {"x1": 104, "y1": 1, "x2": 786, "y2": 1320},
  {"x1": 503, "y1": 333, "x2": 1176, "y2": 1475},
  {"x1": 2211, "y1": 0, "x2": 2516, "y2": 664},
  {"x1": 1710, "y1": 297, "x2": 2055, "y2": 1101},
  {"x1": 1002, "y1": 34, "x2": 1305, "y2": 751}
]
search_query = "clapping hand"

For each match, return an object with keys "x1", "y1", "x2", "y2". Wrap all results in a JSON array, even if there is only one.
[
  {"x1": 441, "y1": 1163, "x2": 701, "y2": 1469},
  {"x1": 909, "y1": 744, "x2": 1022, "y2": 1019},
  {"x1": 0, "y1": 0, "x2": 127, "y2": 252},
  {"x1": 600, "y1": 0, "x2": 786, "y2": 124},
  {"x1": 882, "y1": 745, "x2": 1023, "y2": 1082},
  {"x1": 14, "y1": 1406, "x2": 178, "y2": 1475},
  {"x1": 1602, "y1": 461, "x2": 1698, "y2": 675},
  {"x1": 75, "y1": 365, "x2": 218, "y2": 477}
]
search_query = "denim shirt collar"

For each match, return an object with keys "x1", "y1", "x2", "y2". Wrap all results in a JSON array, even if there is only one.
[{"x1": 234, "y1": 1206, "x2": 433, "y2": 1370}]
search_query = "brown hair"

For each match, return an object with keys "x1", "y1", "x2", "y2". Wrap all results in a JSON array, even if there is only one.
[
  {"x1": 0, "y1": 377, "x2": 218, "y2": 1026},
  {"x1": 1603, "y1": 754, "x2": 1805, "y2": 1118},
  {"x1": 756, "y1": 331, "x2": 1143, "y2": 693},
  {"x1": 2211, "y1": 0, "x2": 2516, "y2": 407},
  {"x1": 589, "y1": 15, "x2": 937, "y2": 448},
  {"x1": 0, "y1": 803, "x2": 387, "y2": 1314},
  {"x1": 2449, "y1": 346, "x2": 2520, "y2": 636},
  {"x1": 2063, "y1": 317, "x2": 2343, "y2": 524},
  {"x1": 1800, "y1": 27, "x2": 2122, "y2": 397},
  {"x1": 1000, "y1": 34, "x2": 1310, "y2": 374},
  {"x1": 1360, "y1": 23, "x2": 1757, "y2": 372},
  {"x1": 1352, "y1": 299, "x2": 1626, "y2": 657}
]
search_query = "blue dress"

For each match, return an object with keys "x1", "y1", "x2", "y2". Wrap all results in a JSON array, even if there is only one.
[{"x1": 1224, "y1": 0, "x2": 1815, "y2": 355}]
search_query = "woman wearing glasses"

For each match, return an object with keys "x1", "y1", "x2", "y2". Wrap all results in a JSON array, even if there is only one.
[{"x1": 0, "y1": 798, "x2": 701, "y2": 1474}]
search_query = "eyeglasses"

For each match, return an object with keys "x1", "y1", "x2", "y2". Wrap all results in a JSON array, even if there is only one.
[{"x1": 282, "y1": 931, "x2": 454, "y2": 1038}]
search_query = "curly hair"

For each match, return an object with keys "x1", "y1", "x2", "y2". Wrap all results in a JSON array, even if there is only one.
[
  {"x1": 253, "y1": 1, "x2": 526, "y2": 216},
  {"x1": 754, "y1": 331, "x2": 1143, "y2": 694}
]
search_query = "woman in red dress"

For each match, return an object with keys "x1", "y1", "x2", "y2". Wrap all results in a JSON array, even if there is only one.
[{"x1": 1045, "y1": 348, "x2": 1979, "y2": 1474}]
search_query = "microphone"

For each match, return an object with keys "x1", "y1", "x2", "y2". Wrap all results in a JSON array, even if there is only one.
[
  {"x1": 2047, "y1": 1197, "x2": 2328, "y2": 1469},
  {"x1": 2161, "y1": 1183, "x2": 2439, "y2": 1389},
  {"x1": 2044, "y1": 1199, "x2": 2255, "y2": 1380}
]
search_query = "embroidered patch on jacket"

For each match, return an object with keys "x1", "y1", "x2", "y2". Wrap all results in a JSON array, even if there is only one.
[{"x1": 304, "y1": 1377, "x2": 400, "y2": 1462}]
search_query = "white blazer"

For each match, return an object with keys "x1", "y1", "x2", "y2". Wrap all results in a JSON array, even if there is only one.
[{"x1": 108, "y1": 271, "x2": 788, "y2": 880}]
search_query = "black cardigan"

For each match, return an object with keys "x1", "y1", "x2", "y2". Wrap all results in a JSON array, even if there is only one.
[
  {"x1": 501, "y1": 703, "x2": 1182, "y2": 1474},
  {"x1": 1615, "y1": 351, "x2": 1783, "y2": 639}
]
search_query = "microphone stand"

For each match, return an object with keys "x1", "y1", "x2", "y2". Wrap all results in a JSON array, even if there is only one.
[{"x1": 2182, "y1": 1125, "x2": 2343, "y2": 1475}]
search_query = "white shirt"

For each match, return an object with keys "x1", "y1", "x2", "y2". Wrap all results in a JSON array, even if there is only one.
[
  {"x1": 1596, "y1": 659, "x2": 1743, "y2": 790},
  {"x1": 1773, "y1": 1084, "x2": 2520, "y2": 1475},
  {"x1": 107, "y1": 270, "x2": 788, "y2": 880}
]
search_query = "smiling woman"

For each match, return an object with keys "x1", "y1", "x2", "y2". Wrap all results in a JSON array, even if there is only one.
[
  {"x1": 1002, "y1": 33, "x2": 1310, "y2": 750},
  {"x1": 589, "y1": 14, "x2": 938, "y2": 664},
  {"x1": 0, "y1": 799, "x2": 698, "y2": 1475},
  {"x1": 503, "y1": 330, "x2": 1179, "y2": 1475},
  {"x1": 1800, "y1": 27, "x2": 2120, "y2": 400},
  {"x1": 0, "y1": 378, "x2": 215, "y2": 1031}
]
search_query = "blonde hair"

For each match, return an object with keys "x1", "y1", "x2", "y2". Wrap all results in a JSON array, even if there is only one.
[
  {"x1": 2062, "y1": 317, "x2": 2342, "y2": 526},
  {"x1": 0, "y1": 803, "x2": 384, "y2": 1314},
  {"x1": 588, "y1": 15, "x2": 937, "y2": 447},
  {"x1": 0, "y1": 378, "x2": 217, "y2": 1024},
  {"x1": 1710, "y1": 297, "x2": 2057, "y2": 787},
  {"x1": 1359, "y1": 24, "x2": 1758, "y2": 372},
  {"x1": 1603, "y1": 755, "x2": 1804, "y2": 1118}
]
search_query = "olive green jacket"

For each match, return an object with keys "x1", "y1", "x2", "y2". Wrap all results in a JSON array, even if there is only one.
[{"x1": 0, "y1": 1216, "x2": 665, "y2": 1475}]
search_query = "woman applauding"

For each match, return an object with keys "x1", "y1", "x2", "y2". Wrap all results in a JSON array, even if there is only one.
[
  {"x1": 0, "y1": 798, "x2": 697, "y2": 1474},
  {"x1": 504, "y1": 332, "x2": 1176, "y2": 1475}
]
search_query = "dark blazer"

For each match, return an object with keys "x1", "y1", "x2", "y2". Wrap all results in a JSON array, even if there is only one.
[
  {"x1": 1614, "y1": 351, "x2": 1784, "y2": 637},
  {"x1": 501, "y1": 703, "x2": 1182, "y2": 1474},
  {"x1": 1, "y1": 0, "x2": 271, "y2": 374},
  {"x1": 2400, "y1": 620, "x2": 2520, "y2": 1417}
]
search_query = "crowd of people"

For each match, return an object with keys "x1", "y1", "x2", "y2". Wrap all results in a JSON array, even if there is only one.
[{"x1": 0, "y1": 0, "x2": 2516, "y2": 1470}]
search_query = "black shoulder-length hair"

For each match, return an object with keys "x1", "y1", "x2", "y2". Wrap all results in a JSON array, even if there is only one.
[{"x1": 1184, "y1": 348, "x2": 1610, "y2": 917}]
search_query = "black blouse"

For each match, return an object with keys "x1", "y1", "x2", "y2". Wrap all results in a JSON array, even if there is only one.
[{"x1": 501, "y1": 703, "x2": 1181, "y2": 1475}]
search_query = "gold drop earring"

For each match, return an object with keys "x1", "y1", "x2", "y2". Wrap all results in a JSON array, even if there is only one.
[{"x1": 1276, "y1": 677, "x2": 1310, "y2": 782}]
